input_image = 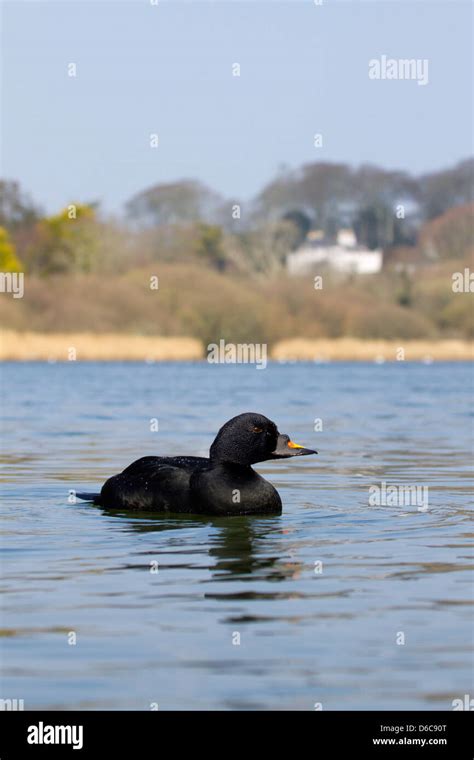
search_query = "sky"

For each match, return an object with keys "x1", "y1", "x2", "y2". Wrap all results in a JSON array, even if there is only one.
[{"x1": 1, "y1": 0, "x2": 472, "y2": 214}]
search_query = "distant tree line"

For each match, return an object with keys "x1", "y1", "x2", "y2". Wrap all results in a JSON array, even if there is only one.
[{"x1": 0, "y1": 158, "x2": 472, "y2": 276}]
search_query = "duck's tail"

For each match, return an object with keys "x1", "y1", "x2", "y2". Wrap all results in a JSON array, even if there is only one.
[{"x1": 76, "y1": 492, "x2": 101, "y2": 502}]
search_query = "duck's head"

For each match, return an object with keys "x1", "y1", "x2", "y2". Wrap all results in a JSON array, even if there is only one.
[{"x1": 209, "y1": 412, "x2": 317, "y2": 466}]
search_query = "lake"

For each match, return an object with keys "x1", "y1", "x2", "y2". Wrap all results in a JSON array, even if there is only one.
[{"x1": 1, "y1": 361, "x2": 473, "y2": 710}]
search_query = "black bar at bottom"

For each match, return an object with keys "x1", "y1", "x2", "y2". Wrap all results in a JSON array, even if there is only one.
[{"x1": 0, "y1": 710, "x2": 472, "y2": 757}]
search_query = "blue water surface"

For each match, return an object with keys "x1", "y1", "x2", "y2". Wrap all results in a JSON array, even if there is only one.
[{"x1": 1, "y1": 361, "x2": 473, "y2": 710}]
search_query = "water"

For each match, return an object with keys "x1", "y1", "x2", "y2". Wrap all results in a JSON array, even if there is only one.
[{"x1": 1, "y1": 361, "x2": 473, "y2": 710}]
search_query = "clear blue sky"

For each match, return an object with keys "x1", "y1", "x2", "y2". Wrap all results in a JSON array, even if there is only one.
[{"x1": 1, "y1": 0, "x2": 472, "y2": 214}]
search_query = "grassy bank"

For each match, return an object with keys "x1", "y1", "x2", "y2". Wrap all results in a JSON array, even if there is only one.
[
  {"x1": 1, "y1": 331, "x2": 472, "y2": 362},
  {"x1": 0, "y1": 261, "x2": 473, "y2": 348}
]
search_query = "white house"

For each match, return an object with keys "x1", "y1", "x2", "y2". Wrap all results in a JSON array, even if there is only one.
[{"x1": 287, "y1": 229, "x2": 383, "y2": 275}]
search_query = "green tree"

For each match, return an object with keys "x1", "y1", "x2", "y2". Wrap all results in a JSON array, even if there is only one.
[
  {"x1": 354, "y1": 203, "x2": 398, "y2": 250},
  {"x1": 35, "y1": 204, "x2": 100, "y2": 274},
  {"x1": 0, "y1": 226, "x2": 23, "y2": 272},
  {"x1": 194, "y1": 223, "x2": 227, "y2": 271},
  {"x1": 281, "y1": 210, "x2": 312, "y2": 250}
]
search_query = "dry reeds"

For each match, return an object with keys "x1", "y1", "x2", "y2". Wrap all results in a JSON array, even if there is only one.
[
  {"x1": 271, "y1": 338, "x2": 473, "y2": 362},
  {"x1": 1, "y1": 331, "x2": 472, "y2": 362},
  {"x1": 0, "y1": 331, "x2": 203, "y2": 361}
]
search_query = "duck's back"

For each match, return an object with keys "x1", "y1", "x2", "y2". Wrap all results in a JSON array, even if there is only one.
[
  {"x1": 94, "y1": 455, "x2": 210, "y2": 511},
  {"x1": 122, "y1": 455, "x2": 209, "y2": 475}
]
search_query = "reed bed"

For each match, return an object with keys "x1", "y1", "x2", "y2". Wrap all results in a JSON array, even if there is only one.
[
  {"x1": 1, "y1": 331, "x2": 472, "y2": 362},
  {"x1": 0, "y1": 331, "x2": 203, "y2": 362},
  {"x1": 271, "y1": 338, "x2": 474, "y2": 362}
]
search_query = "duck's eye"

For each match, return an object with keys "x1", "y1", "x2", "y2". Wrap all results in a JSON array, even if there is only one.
[{"x1": 252, "y1": 426, "x2": 263, "y2": 434}]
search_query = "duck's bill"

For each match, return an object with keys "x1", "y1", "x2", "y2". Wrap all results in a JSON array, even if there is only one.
[{"x1": 271, "y1": 433, "x2": 317, "y2": 458}]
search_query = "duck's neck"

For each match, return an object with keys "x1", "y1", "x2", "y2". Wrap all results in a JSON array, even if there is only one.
[{"x1": 209, "y1": 457, "x2": 253, "y2": 471}]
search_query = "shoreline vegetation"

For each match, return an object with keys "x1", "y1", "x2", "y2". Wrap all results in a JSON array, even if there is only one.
[
  {"x1": 1, "y1": 331, "x2": 472, "y2": 362},
  {"x1": 1, "y1": 167, "x2": 473, "y2": 361}
]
